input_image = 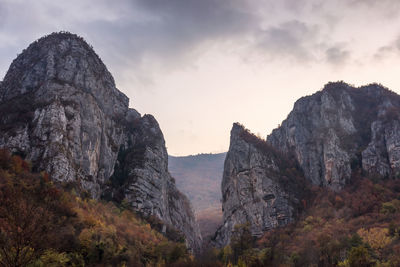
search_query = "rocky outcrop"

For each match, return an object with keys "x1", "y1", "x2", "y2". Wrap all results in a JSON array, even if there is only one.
[
  {"x1": 216, "y1": 82, "x2": 400, "y2": 247},
  {"x1": 103, "y1": 113, "x2": 202, "y2": 252},
  {"x1": 214, "y1": 124, "x2": 306, "y2": 246},
  {"x1": 268, "y1": 82, "x2": 400, "y2": 190},
  {"x1": 361, "y1": 118, "x2": 400, "y2": 177},
  {"x1": 0, "y1": 32, "x2": 201, "y2": 251},
  {"x1": 0, "y1": 32, "x2": 128, "y2": 197}
]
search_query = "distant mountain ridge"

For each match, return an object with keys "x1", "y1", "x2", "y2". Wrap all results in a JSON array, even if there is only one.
[
  {"x1": 168, "y1": 152, "x2": 226, "y2": 239},
  {"x1": 169, "y1": 152, "x2": 226, "y2": 212}
]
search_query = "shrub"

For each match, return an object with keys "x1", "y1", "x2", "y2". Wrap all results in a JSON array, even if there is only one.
[
  {"x1": 0, "y1": 149, "x2": 191, "y2": 267},
  {"x1": 347, "y1": 246, "x2": 375, "y2": 267},
  {"x1": 381, "y1": 202, "x2": 397, "y2": 214}
]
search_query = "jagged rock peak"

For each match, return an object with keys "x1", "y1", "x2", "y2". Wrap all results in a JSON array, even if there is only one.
[
  {"x1": 230, "y1": 122, "x2": 278, "y2": 155},
  {"x1": 267, "y1": 81, "x2": 400, "y2": 190},
  {"x1": 0, "y1": 31, "x2": 128, "y2": 114},
  {"x1": 216, "y1": 81, "x2": 400, "y2": 247},
  {"x1": 214, "y1": 123, "x2": 306, "y2": 247},
  {"x1": 0, "y1": 32, "x2": 202, "y2": 252},
  {"x1": 231, "y1": 122, "x2": 246, "y2": 133},
  {"x1": 0, "y1": 32, "x2": 129, "y2": 196}
]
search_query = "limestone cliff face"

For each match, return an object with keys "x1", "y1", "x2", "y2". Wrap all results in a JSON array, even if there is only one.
[
  {"x1": 0, "y1": 32, "x2": 201, "y2": 251},
  {"x1": 104, "y1": 113, "x2": 202, "y2": 252},
  {"x1": 214, "y1": 124, "x2": 306, "y2": 246},
  {"x1": 267, "y1": 82, "x2": 400, "y2": 189},
  {"x1": 0, "y1": 32, "x2": 128, "y2": 197},
  {"x1": 216, "y1": 82, "x2": 400, "y2": 247}
]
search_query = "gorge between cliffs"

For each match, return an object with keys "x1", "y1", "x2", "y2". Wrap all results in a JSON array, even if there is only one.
[{"x1": 2, "y1": 32, "x2": 400, "y2": 266}]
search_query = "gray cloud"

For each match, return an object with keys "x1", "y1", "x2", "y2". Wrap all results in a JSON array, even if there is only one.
[
  {"x1": 349, "y1": 0, "x2": 400, "y2": 7},
  {"x1": 81, "y1": 0, "x2": 260, "y2": 67},
  {"x1": 255, "y1": 20, "x2": 320, "y2": 62},
  {"x1": 373, "y1": 36, "x2": 400, "y2": 61},
  {"x1": 1, "y1": 0, "x2": 399, "y2": 81},
  {"x1": 0, "y1": 0, "x2": 263, "y2": 82},
  {"x1": 346, "y1": 0, "x2": 400, "y2": 18},
  {"x1": 325, "y1": 45, "x2": 350, "y2": 65}
]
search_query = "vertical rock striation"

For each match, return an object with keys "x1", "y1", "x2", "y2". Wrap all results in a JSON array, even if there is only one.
[
  {"x1": 104, "y1": 113, "x2": 202, "y2": 252},
  {"x1": 217, "y1": 82, "x2": 400, "y2": 247},
  {"x1": 0, "y1": 32, "x2": 128, "y2": 197},
  {"x1": 214, "y1": 124, "x2": 306, "y2": 246},
  {"x1": 0, "y1": 32, "x2": 201, "y2": 251},
  {"x1": 268, "y1": 82, "x2": 400, "y2": 189}
]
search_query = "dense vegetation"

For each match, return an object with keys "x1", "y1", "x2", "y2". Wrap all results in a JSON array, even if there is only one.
[
  {"x1": 204, "y1": 174, "x2": 400, "y2": 266},
  {"x1": 0, "y1": 149, "x2": 192, "y2": 267},
  {"x1": 3, "y1": 142, "x2": 400, "y2": 266},
  {"x1": 196, "y1": 125, "x2": 400, "y2": 266}
]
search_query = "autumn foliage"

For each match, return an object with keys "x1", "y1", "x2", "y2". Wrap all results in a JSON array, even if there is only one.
[
  {"x1": 245, "y1": 177, "x2": 400, "y2": 267},
  {"x1": 205, "y1": 151, "x2": 400, "y2": 266},
  {"x1": 3, "y1": 143, "x2": 400, "y2": 266},
  {"x1": 0, "y1": 149, "x2": 191, "y2": 266}
]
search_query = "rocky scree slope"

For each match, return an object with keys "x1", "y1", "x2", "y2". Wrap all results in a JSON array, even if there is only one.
[
  {"x1": 0, "y1": 32, "x2": 201, "y2": 252},
  {"x1": 216, "y1": 82, "x2": 400, "y2": 246}
]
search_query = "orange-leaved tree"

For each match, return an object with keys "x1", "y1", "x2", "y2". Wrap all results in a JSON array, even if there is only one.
[{"x1": 0, "y1": 149, "x2": 74, "y2": 267}]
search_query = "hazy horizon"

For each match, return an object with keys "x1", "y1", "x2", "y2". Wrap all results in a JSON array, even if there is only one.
[{"x1": 2, "y1": 0, "x2": 400, "y2": 155}]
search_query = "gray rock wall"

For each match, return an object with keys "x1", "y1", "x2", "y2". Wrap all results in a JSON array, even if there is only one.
[
  {"x1": 0, "y1": 33, "x2": 128, "y2": 197},
  {"x1": 268, "y1": 82, "x2": 400, "y2": 190},
  {"x1": 104, "y1": 113, "x2": 202, "y2": 252},
  {"x1": 214, "y1": 124, "x2": 304, "y2": 247},
  {"x1": 217, "y1": 82, "x2": 400, "y2": 247},
  {"x1": 0, "y1": 32, "x2": 201, "y2": 252}
]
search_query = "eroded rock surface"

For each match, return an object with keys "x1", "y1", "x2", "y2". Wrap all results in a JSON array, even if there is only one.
[
  {"x1": 214, "y1": 124, "x2": 305, "y2": 246},
  {"x1": 104, "y1": 113, "x2": 202, "y2": 252},
  {"x1": 216, "y1": 82, "x2": 400, "y2": 247},
  {"x1": 268, "y1": 82, "x2": 400, "y2": 190},
  {"x1": 0, "y1": 32, "x2": 201, "y2": 251},
  {"x1": 0, "y1": 32, "x2": 128, "y2": 197}
]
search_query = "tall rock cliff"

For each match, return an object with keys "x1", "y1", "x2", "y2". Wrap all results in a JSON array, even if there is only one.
[
  {"x1": 103, "y1": 113, "x2": 202, "y2": 251},
  {"x1": 268, "y1": 82, "x2": 400, "y2": 190},
  {"x1": 217, "y1": 82, "x2": 400, "y2": 246},
  {"x1": 0, "y1": 32, "x2": 201, "y2": 251},
  {"x1": 0, "y1": 32, "x2": 128, "y2": 196},
  {"x1": 214, "y1": 124, "x2": 306, "y2": 246}
]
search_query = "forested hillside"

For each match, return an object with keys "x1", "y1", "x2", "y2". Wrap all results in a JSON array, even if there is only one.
[
  {"x1": 0, "y1": 149, "x2": 193, "y2": 267},
  {"x1": 209, "y1": 175, "x2": 400, "y2": 266}
]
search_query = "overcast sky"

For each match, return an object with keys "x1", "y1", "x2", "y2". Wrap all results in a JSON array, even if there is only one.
[{"x1": 1, "y1": 0, "x2": 400, "y2": 155}]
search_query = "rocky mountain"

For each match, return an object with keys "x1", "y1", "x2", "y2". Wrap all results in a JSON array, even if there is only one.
[
  {"x1": 168, "y1": 153, "x2": 226, "y2": 239},
  {"x1": 216, "y1": 82, "x2": 400, "y2": 246},
  {"x1": 268, "y1": 82, "x2": 400, "y2": 190},
  {"x1": 214, "y1": 124, "x2": 307, "y2": 246},
  {"x1": 0, "y1": 32, "x2": 128, "y2": 197},
  {"x1": 0, "y1": 32, "x2": 201, "y2": 252},
  {"x1": 103, "y1": 114, "x2": 202, "y2": 251}
]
